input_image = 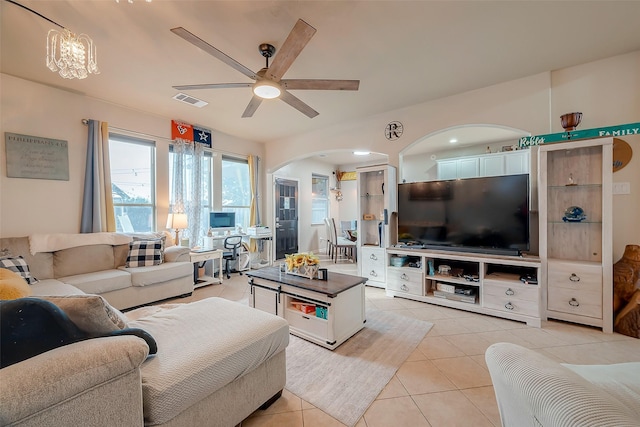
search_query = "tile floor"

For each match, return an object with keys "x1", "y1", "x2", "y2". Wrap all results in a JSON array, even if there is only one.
[{"x1": 164, "y1": 256, "x2": 640, "y2": 427}]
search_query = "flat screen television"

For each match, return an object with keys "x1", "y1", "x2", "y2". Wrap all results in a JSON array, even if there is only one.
[
  {"x1": 397, "y1": 174, "x2": 530, "y2": 256},
  {"x1": 209, "y1": 211, "x2": 236, "y2": 231}
]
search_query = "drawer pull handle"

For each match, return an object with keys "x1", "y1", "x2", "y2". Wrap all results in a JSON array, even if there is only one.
[
  {"x1": 505, "y1": 302, "x2": 514, "y2": 310},
  {"x1": 370, "y1": 254, "x2": 378, "y2": 260},
  {"x1": 401, "y1": 284, "x2": 409, "y2": 291},
  {"x1": 370, "y1": 270, "x2": 377, "y2": 277},
  {"x1": 569, "y1": 298, "x2": 580, "y2": 307},
  {"x1": 401, "y1": 273, "x2": 409, "y2": 280},
  {"x1": 569, "y1": 273, "x2": 580, "y2": 282},
  {"x1": 302, "y1": 316, "x2": 310, "y2": 320},
  {"x1": 505, "y1": 288, "x2": 515, "y2": 296}
]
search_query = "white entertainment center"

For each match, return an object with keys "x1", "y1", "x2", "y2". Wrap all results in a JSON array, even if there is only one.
[
  {"x1": 385, "y1": 247, "x2": 542, "y2": 327},
  {"x1": 383, "y1": 137, "x2": 613, "y2": 331}
]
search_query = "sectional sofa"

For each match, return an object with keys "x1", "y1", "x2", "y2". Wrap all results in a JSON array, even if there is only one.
[
  {"x1": 0, "y1": 233, "x2": 290, "y2": 426},
  {"x1": 0, "y1": 232, "x2": 194, "y2": 309}
]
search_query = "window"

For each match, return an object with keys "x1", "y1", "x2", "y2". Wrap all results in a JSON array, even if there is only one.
[
  {"x1": 221, "y1": 156, "x2": 251, "y2": 229},
  {"x1": 168, "y1": 147, "x2": 212, "y2": 240},
  {"x1": 109, "y1": 134, "x2": 156, "y2": 232},
  {"x1": 311, "y1": 174, "x2": 329, "y2": 225}
]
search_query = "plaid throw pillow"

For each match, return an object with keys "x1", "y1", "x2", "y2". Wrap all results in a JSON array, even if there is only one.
[
  {"x1": 125, "y1": 240, "x2": 163, "y2": 268},
  {"x1": 0, "y1": 255, "x2": 38, "y2": 284}
]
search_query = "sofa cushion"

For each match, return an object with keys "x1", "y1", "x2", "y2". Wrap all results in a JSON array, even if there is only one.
[
  {"x1": 125, "y1": 240, "x2": 163, "y2": 268},
  {"x1": 128, "y1": 298, "x2": 289, "y2": 425},
  {"x1": 0, "y1": 269, "x2": 33, "y2": 300},
  {"x1": 0, "y1": 256, "x2": 38, "y2": 284},
  {"x1": 41, "y1": 295, "x2": 129, "y2": 334},
  {"x1": 121, "y1": 262, "x2": 192, "y2": 287},
  {"x1": 30, "y1": 279, "x2": 85, "y2": 296},
  {"x1": 59, "y1": 269, "x2": 131, "y2": 294},
  {"x1": 0, "y1": 237, "x2": 54, "y2": 280},
  {"x1": 54, "y1": 244, "x2": 116, "y2": 278}
]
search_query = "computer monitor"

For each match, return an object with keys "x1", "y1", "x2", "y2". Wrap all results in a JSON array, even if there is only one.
[{"x1": 209, "y1": 211, "x2": 236, "y2": 232}]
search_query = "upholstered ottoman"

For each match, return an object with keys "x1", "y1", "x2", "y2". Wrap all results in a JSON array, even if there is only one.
[{"x1": 127, "y1": 297, "x2": 289, "y2": 427}]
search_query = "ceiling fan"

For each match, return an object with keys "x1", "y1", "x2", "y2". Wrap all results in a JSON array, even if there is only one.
[{"x1": 171, "y1": 19, "x2": 359, "y2": 118}]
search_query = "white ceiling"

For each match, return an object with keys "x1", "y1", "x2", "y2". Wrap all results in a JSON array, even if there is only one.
[{"x1": 2, "y1": 1, "x2": 640, "y2": 149}]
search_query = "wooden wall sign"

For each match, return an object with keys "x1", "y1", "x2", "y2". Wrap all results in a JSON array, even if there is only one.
[
  {"x1": 4, "y1": 132, "x2": 69, "y2": 180},
  {"x1": 613, "y1": 138, "x2": 632, "y2": 173}
]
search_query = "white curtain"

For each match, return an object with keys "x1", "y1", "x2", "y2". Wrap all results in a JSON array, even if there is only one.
[
  {"x1": 81, "y1": 119, "x2": 115, "y2": 233},
  {"x1": 170, "y1": 138, "x2": 205, "y2": 246}
]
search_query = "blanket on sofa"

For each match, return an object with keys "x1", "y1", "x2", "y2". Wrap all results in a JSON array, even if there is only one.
[
  {"x1": 29, "y1": 233, "x2": 133, "y2": 254},
  {"x1": 0, "y1": 298, "x2": 157, "y2": 368}
]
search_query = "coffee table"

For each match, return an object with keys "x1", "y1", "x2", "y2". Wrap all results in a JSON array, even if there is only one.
[{"x1": 246, "y1": 266, "x2": 367, "y2": 350}]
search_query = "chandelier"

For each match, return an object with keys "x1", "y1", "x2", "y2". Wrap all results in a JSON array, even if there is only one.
[
  {"x1": 6, "y1": 0, "x2": 99, "y2": 80},
  {"x1": 47, "y1": 29, "x2": 99, "y2": 80}
]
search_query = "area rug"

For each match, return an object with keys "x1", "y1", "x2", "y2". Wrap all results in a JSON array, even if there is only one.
[{"x1": 285, "y1": 308, "x2": 433, "y2": 426}]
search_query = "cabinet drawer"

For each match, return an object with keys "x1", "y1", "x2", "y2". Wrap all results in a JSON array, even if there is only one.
[
  {"x1": 484, "y1": 281, "x2": 538, "y2": 303},
  {"x1": 362, "y1": 248, "x2": 385, "y2": 265},
  {"x1": 548, "y1": 261, "x2": 602, "y2": 292},
  {"x1": 361, "y1": 250, "x2": 386, "y2": 282},
  {"x1": 285, "y1": 308, "x2": 328, "y2": 340},
  {"x1": 483, "y1": 293, "x2": 539, "y2": 317},
  {"x1": 387, "y1": 268, "x2": 423, "y2": 295},
  {"x1": 547, "y1": 287, "x2": 602, "y2": 319}
]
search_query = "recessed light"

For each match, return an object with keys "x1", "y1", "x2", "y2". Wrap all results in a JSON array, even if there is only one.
[
  {"x1": 449, "y1": 138, "x2": 458, "y2": 144},
  {"x1": 353, "y1": 151, "x2": 370, "y2": 156}
]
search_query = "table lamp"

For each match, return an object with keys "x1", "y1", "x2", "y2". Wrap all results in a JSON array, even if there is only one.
[{"x1": 166, "y1": 213, "x2": 188, "y2": 246}]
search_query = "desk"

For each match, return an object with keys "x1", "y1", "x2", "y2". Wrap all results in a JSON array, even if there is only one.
[
  {"x1": 247, "y1": 267, "x2": 367, "y2": 350},
  {"x1": 204, "y1": 232, "x2": 273, "y2": 269},
  {"x1": 190, "y1": 249, "x2": 223, "y2": 288}
]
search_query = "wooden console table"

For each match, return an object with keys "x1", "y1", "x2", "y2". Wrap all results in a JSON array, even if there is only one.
[{"x1": 246, "y1": 267, "x2": 367, "y2": 350}]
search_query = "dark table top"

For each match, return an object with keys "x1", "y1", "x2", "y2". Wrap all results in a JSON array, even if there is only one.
[{"x1": 246, "y1": 266, "x2": 367, "y2": 297}]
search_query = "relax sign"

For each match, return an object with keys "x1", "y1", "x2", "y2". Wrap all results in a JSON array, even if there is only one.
[{"x1": 518, "y1": 122, "x2": 640, "y2": 148}]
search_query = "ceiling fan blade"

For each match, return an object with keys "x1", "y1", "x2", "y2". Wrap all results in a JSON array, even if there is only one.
[
  {"x1": 241, "y1": 96, "x2": 263, "y2": 118},
  {"x1": 281, "y1": 79, "x2": 360, "y2": 91},
  {"x1": 280, "y1": 90, "x2": 319, "y2": 118},
  {"x1": 267, "y1": 19, "x2": 317, "y2": 82},
  {"x1": 173, "y1": 83, "x2": 253, "y2": 91},
  {"x1": 171, "y1": 27, "x2": 258, "y2": 80}
]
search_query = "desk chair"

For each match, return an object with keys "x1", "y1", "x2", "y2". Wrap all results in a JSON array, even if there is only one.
[{"x1": 222, "y1": 235, "x2": 243, "y2": 279}]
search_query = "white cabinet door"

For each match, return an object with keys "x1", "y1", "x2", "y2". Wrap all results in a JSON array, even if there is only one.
[
  {"x1": 457, "y1": 157, "x2": 479, "y2": 179},
  {"x1": 437, "y1": 159, "x2": 458, "y2": 180},
  {"x1": 479, "y1": 154, "x2": 505, "y2": 177},
  {"x1": 505, "y1": 150, "x2": 530, "y2": 175},
  {"x1": 250, "y1": 285, "x2": 280, "y2": 316}
]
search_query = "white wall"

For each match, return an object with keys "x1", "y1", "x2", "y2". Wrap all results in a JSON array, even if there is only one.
[{"x1": 0, "y1": 74, "x2": 265, "y2": 238}]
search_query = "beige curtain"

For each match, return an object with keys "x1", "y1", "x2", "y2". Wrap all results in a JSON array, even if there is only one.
[
  {"x1": 248, "y1": 155, "x2": 260, "y2": 252},
  {"x1": 80, "y1": 120, "x2": 115, "y2": 232}
]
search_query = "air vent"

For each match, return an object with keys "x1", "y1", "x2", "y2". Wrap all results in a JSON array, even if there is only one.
[{"x1": 172, "y1": 93, "x2": 208, "y2": 108}]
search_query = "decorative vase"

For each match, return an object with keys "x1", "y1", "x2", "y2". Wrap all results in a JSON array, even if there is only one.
[{"x1": 560, "y1": 112, "x2": 583, "y2": 131}]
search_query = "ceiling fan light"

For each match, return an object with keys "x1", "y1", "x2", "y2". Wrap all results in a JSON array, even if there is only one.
[{"x1": 253, "y1": 81, "x2": 281, "y2": 99}]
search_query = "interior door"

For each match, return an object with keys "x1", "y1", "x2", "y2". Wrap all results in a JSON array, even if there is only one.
[{"x1": 275, "y1": 178, "x2": 298, "y2": 260}]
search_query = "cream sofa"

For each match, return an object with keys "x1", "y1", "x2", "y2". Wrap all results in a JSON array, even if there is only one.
[
  {"x1": 485, "y1": 342, "x2": 640, "y2": 426},
  {"x1": 0, "y1": 233, "x2": 194, "y2": 310},
  {"x1": 0, "y1": 297, "x2": 289, "y2": 427}
]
